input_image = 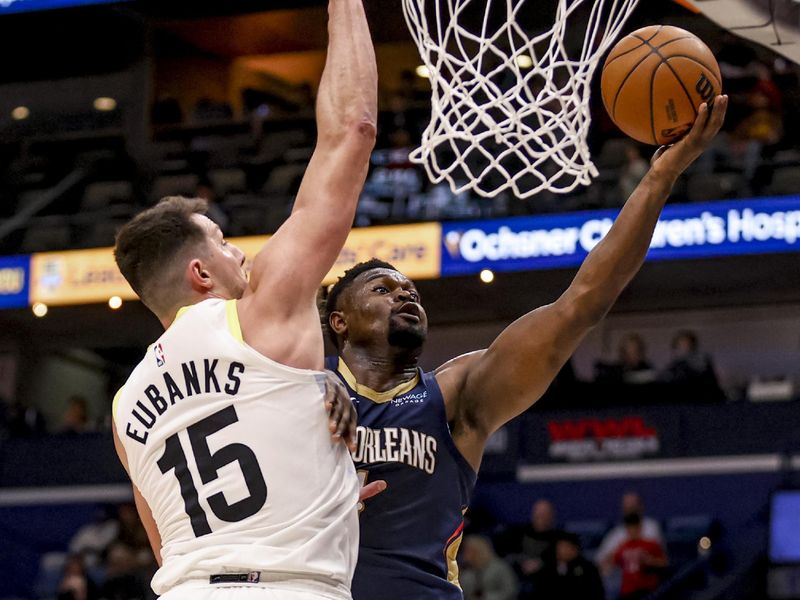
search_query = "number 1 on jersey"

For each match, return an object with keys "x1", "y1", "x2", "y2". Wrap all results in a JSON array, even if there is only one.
[{"x1": 157, "y1": 405, "x2": 268, "y2": 537}]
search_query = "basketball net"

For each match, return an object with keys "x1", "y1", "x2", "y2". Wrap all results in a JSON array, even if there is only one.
[{"x1": 402, "y1": 0, "x2": 640, "y2": 198}]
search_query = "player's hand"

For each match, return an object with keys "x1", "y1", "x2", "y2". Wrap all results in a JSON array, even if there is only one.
[
  {"x1": 651, "y1": 94, "x2": 728, "y2": 174},
  {"x1": 322, "y1": 370, "x2": 357, "y2": 452},
  {"x1": 359, "y1": 480, "x2": 387, "y2": 502}
]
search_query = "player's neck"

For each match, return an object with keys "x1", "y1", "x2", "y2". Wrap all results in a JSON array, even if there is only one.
[{"x1": 339, "y1": 346, "x2": 419, "y2": 392}]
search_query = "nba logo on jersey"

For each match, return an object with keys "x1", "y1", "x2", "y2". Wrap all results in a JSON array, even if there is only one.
[{"x1": 154, "y1": 343, "x2": 165, "y2": 367}]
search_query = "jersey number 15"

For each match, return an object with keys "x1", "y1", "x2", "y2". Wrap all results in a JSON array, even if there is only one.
[{"x1": 157, "y1": 405, "x2": 267, "y2": 537}]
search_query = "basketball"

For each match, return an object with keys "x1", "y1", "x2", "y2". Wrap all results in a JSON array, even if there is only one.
[{"x1": 601, "y1": 25, "x2": 722, "y2": 146}]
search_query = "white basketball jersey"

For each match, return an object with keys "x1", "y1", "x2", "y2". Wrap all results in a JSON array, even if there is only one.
[{"x1": 113, "y1": 299, "x2": 359, "y2": 597}]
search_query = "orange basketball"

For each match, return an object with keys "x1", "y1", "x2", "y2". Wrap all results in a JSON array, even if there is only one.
[{"x1": 600, "y1": 25, "x2": 722, "y2": 145}]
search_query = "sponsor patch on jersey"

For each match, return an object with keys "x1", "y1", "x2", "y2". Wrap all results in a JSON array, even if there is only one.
[
  {"x1": 392, "y1": 390, "x2": 427, "y2": 406},
  {"x1": 154, "y1": 343, "x2": 166, "y2": 367}
]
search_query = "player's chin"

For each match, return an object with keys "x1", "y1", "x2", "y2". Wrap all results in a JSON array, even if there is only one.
[{"x1": 387, "y1": 321, "x2": 427, "y2": 349}]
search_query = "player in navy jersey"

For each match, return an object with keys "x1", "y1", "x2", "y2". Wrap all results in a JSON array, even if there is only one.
[{"x1": 323, "y1": 95, "x2": 728, "y2": 600}]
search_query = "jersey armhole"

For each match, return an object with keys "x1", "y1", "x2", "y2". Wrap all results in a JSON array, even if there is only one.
[
  {"x1": 112, "y1": 386, "x2": 125, "y2": 420},
  {"x1": 425, "y1": 371, "x2": 479, "y2": 479},
  {"x1": 226, "y1": 299, "x2": 245, "y2": 344}
]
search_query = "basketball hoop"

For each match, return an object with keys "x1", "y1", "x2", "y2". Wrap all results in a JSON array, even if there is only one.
[{"x1": 402, "y1": 0, "x2": 640, "y2": 199}]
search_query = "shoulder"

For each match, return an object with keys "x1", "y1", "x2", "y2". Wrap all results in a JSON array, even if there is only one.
[
  {"x1": 643, "y1": 517, "x2": 663, "y2": 535},
  {"x1": 434, "y1": 350, "x2": 486, "y2": 398}
]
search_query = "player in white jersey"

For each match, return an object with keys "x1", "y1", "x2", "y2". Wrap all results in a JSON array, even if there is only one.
[{"x1": 110, "y1": 1, "x2": 378, "y2": 598}]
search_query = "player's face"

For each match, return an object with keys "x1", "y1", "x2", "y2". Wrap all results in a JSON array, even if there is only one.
[
  {"x1": 193, "y1": 215, "x2": 248, "y2": 300},
  {"x1": 346, "y1": 268, "x2": 428, "y2": 350}
]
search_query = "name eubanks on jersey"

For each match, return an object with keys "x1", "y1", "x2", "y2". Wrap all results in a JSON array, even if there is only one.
[{"x1": 114, "y1": 299, "x2": 359, "y2": 597}]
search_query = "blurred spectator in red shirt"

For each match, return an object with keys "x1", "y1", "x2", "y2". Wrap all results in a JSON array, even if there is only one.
[
  {"x1": 597, "y1": 492, "x2": 664, "y2": 574},
  {"x1": 613, "y1": 513, "x2": 668, "y2": 600}
]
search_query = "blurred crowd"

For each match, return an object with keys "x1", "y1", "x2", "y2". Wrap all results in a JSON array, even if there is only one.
[
  {"x1": 54, "y1": 504, "x2": 156, "y2": 600},
  {"x1": 0, "y1": 328, "x2": 730, "y2": 440},
  {"x1": 1, "y1": 36, "x2": 799, "y2": 256},
  {"x1": 458, "y1": 491, "x2": 723, "y2": 600},
  {"x1": 589, "y1": 330, "x2": 724, "y2": 405},
  {"x1": 44, "y1": 489, "x2": 717, "y2": 600}
]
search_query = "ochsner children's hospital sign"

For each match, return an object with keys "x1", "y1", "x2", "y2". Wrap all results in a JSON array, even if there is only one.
[{"x1": 440, "y1": 196, "x2": 800, "y2": 276}]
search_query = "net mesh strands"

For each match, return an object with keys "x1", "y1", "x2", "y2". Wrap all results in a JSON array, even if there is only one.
[{"x1": 402, "y1": 0, "x2": 640, "y2": 198}]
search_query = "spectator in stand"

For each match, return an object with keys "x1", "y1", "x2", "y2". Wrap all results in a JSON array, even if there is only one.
[
  {"x1": 0, "y1": 395, "x2": 46, "y2": 438},
  {"x1": 194, "y1": 176, "x2": 230, "y2": 234},
  {"x1": 99, "y1": 542, "x2": 153, "y2": 600},
  {"x1": 537, "y1": 532, "x2": 605, "y2": 600},
  {"x1": 499, "y1": 499, "x2": 561, "y2": 597},
  {"x1": 518, "y1": 499, "x2": 560, "y2": 575},
  {"x1": 596, "y1": 492, "x2": 664, "y2": 576},
  {"x1": 460, "y1": 535, "x2": 519, "y2": 600},
  {"x1": 612, "y1": 513, "x2": 668, "y2": 600},
  {"x1": 734, "y1": 62, "x2": 783, "y2": 146},
  {"x1": 595, "y1": 334, "x2": 657, "y2": 386},
  {"x1": 661, "y1": 330, "x2": 725, "y2": 402},
  {"x1": 115, "y1": 503, "x2": 152, "y2": 566},
  {"x1": 68, "y1": 505, "x2": 119, "y2": 568},
  {"x1": 61, "y1": 395, "x2": 91, "y2": 434},
  {"x1": 57, "y1": 554, "x2": 99, "y2": 600}
]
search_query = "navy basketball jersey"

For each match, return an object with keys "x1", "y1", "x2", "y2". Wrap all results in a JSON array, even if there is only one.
[{"x1": 327, "y1": 357, "x2": 477, "y2": 600}]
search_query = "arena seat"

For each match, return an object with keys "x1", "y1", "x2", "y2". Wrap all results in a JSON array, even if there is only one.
[
  {"x1": 80, "y1": 181, "x2": 135, "y2": 212},
  {"x1": 20, "y1": 217, "x2": 71, "y2": 252},
  {"x1": 765, "y1": 166, "x2": 800, "y2": 196},
  {"x1": 208, "y1": 168, "x2": 248, "y2": 196},
  {"x1": 149, "y1": 174, "x2": 199, "y2": 204},
  {"x1": 686, "y1": 172, "x2": 747, "y2": 203}
]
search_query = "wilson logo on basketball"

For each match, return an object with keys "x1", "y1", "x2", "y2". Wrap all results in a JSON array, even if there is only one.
[
  {"x1": 695, "y1": 74, "x2": 715, "y2": 103},
  {"x1": 547, "y1": 416, "x2": 660, "y2": 462}
]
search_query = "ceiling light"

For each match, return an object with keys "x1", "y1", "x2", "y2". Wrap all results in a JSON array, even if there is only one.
[
  {"x1": 93, "y1": 97, "x2": 117, "y2": 112},
  {"x1": 11, "y1": 106, "x2": 29, "y2": 120}
]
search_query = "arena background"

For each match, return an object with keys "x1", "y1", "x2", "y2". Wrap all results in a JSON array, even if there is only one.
[{"x1": 0, "y1": 0, "x2": 799, "y2": 598}]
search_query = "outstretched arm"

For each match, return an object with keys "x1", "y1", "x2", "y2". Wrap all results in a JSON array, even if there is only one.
[
  {"x1": 441, "y1": 97, "x2": 728, "y2": 466},
  {"x1": 242, "y1": 0, "x2": 377, "y2": 314}
]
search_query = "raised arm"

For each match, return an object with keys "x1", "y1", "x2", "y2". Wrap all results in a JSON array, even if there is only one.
[
  {"x1": 243, "y1": 0, "x2": 377, "y2": 311},
  {"x1": 443, "y1": 97, "x2": 728, "y2": 464}
]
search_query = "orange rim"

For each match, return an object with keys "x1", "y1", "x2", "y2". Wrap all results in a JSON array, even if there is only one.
[{"x1": 672, "y1": 0, "x2": 702, "y2": 13}]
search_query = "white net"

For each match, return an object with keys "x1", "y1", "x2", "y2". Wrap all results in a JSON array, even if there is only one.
[{"x1": 402, "y1": 0, "x2": 640, "y2": 198}]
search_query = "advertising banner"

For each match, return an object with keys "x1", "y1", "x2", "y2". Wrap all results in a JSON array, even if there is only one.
[
  {"x1": 27, "y1": 223, "x2": 441, "y2": 306},
  {"x1": 30, "y1": 248, "x2": 136, "y2": 306},
  {"x1": 0, "y1": 255, "x2": 31, "y2": 309},
  {"x1": 0, "y1": 0, "x2": 124, "y2": 15},
  {"x1": 324, "y1": 222, "x2": 441, "y2": 284},
  {"x1": 441, "y1": 195, "x2": 800, "y2": 276},
  {"x1": 156, "y1": 224, "x2": 441, "y2": 289}
]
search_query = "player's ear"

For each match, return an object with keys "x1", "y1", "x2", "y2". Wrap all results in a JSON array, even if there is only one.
[
  {"x1": 187, "y1": 258, "x2": 212, "y2": 293},
  {"x1": 329, "y1": 311, "x2": 348, "y2": 337}
]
